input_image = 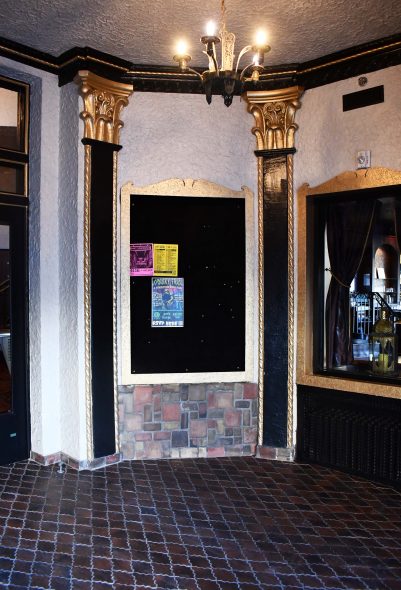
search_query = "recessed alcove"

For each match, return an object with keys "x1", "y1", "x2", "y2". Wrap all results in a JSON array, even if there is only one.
[{"x1": 118, "y1": 178, "x2": 258, "y2": 461}]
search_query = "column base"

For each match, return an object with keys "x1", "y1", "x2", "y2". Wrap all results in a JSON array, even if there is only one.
[
  {"x1": 256, "y1": 445, "x2": 295, "y2": 461},
  {"x1": 30, "y1": 451, "x2": 122, "y2": 471}
]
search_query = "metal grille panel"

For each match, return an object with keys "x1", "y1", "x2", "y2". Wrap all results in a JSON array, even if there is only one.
[{"x1": 297, "y1": 385, "x2": 401, "y2": 486}]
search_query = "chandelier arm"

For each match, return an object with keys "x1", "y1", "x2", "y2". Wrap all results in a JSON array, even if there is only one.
[
  {"x1": 211, "y1": 50, "x2": 219, "y2": 73},
  {"x1": 202, "y1": 50, "x2": 219, "y2": 74},
  {"x1": 235, "y1": 45, "x2": 253, "y2": 74},
  {"x1": 212, "y1": 44, "x2": 219, "y2": 73},
  {"x1": 185, "y1": 67, "x2": 204, "y2": 80},
  {"x1": 239, "y1": 62, "x2": 255, "y2": 81}
]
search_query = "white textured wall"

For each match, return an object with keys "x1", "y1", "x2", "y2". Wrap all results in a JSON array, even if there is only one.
[
  {"x1": 0, "y1": 57, "x2": 61, "y2": 456},
  {"x1": 119, "y1": 92, "x2": 257, "y2": 192},
  {"x1": 37, "y1": 71, "x2": 61, "y2": 456},
  {"x1": 295, "y1": 64, "x2": 401, "y2": 191},
  {"x1": 59, "y1": 83, "x2": 88, "y2": 460}
]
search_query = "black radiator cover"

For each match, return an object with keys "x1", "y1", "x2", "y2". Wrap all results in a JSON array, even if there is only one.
[{"x1": 297, "y1": 385, "x2": 401, "y2": 487}]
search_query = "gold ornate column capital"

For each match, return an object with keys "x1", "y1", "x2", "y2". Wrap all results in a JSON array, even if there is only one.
[
  {"x1": 244, "y1": 86, "x2": 304, "y2": 151},
  {"x1": 75, "y1": 70, "x2": 133, "y2": 144}
]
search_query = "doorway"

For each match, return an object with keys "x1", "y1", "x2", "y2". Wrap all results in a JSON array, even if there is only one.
[{"x1": 0, "y1": 204, "x2": 29, "y2": 465}]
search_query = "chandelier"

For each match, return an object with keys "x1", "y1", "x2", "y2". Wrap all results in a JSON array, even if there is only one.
[{"x1": 173, "y1": 0, "x2": 270, "y2": 107}]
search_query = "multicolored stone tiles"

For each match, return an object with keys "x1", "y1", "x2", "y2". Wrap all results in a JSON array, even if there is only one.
[{"x1": 119, "y1": 383, "x2": 258, "y2": 460}]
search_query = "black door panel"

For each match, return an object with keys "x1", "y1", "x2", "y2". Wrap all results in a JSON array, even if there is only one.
[{"x1": 0, "y1": 204, "x2": 28, "y2": 465}]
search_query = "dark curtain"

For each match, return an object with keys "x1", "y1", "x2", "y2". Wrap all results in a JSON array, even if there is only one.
[{"x1": 326, "y1": 199, "x2": 376, "y2": 367}]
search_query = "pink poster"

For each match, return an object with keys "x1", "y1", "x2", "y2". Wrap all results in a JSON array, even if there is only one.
[{"x1": 130, "y1": 243, "x2": 154, "y2": 276}]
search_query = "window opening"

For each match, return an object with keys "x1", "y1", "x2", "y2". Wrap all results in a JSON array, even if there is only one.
[{"x1": 315, "y1": 191, "x2": 401, "y2": 381}]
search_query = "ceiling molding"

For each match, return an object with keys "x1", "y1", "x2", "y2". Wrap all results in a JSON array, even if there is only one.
[
  {"x1": 0, "y1": 32, "x2": 401, "y2": 93},
  {"x1": 298, "y1": 32, "x2": 401, "y2": 88},
  {"x1": 0, "y1": 36, "x2": 59, "y2": 73}
]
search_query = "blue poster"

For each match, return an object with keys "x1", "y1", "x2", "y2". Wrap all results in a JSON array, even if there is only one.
[{"x1": 151, "y1": 277, "x2": 184, "y2": 327}]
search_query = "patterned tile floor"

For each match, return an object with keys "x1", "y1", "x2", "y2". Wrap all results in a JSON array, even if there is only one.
[{"x1": 0, "y1": 457, "x2": 401, "y2": 590}]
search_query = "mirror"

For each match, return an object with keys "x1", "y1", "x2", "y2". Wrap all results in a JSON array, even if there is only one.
[{"x1": 0, "y1": 87, "x2": 21, "y2": 151}]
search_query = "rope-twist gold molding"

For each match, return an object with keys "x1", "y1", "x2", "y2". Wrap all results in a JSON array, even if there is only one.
[
  {"x1": 83, "y1": 144, "x2": 93, "y2": 461},
  {"x1": 257, "y1": 157, "x2": 265, "y2": 447},
  {"x1": 112, "y1": 151, "x2": 119, "y2": 454},
  {"x1": 75, "y1": 70, "x2": 133, "y2": 144},
  {"x1": 245, "y1": 87, "x2": 303, "y2": 150},
  {"x1": 287, "y1": 154, "x2": 295, "y2": 448},
  {"x1": 244, "y1": 87, "x2": 303, "y2": 450}
]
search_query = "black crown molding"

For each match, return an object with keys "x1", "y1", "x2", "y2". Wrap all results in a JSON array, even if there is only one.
[
  {"x1": 0, "y1": 32, "x2": 401, "y2": 93},
  {"x1": 297, "y1": 32, "x2": 401, "y2": 89},
  {"x1": 0, "y1": 36, "x2": 59, "y2": 74}
]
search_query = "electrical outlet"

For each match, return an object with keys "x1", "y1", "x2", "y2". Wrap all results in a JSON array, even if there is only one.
[{"x1": 357, "y1": 150, "x2": 371, "y2": 169}]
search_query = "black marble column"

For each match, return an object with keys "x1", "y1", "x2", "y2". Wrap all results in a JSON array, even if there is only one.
[
  {"x1": 83, "y1": 138, "x2": 121, "y2": 459},
  {"x1": 258, "y1": 148, "x2": 295, "y2": 448}
]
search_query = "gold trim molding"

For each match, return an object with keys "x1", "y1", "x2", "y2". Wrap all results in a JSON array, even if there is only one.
[
  {"x1": 75, "y1": 70, "x2": 133, "y2": 144},
  {"x1": 113, "y1": 151, "x2": 119, "y2": 454},
  {"x1": 287, "y1": 154, "x2": 295, "y2": 448},
  {"x1": 301, "y1": 167, "x2": 401, "y2": 195},
  {"x1": 244, "y1": 86, "x2": 304, "y2": 151},
  {"x1": 256, "y1": 158, "x2": 264, "y2": 447},
  {"x1": 83, "y1": 143, "x2": 93, "y2": 461},
  {"x1": 297, "y1": 167, "x2": 401, "y2": 400}
]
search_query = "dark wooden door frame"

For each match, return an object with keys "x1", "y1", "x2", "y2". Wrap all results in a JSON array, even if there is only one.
[{"x1": 0, "y1": 201, "x2": 29, "y2": 465}]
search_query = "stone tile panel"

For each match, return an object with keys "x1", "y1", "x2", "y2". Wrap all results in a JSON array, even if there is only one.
[{"x1": 118, "y1": 382, "x2": 258, "y2": 460}]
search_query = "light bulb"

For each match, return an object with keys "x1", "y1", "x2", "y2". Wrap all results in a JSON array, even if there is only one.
[
  {"x1": 206, "y1": 20, "x2": 216, "y2": 36},
  {"x1": 175, "y1": 40, "x2": 188, "y2": 56},
  {"x1": 254, "y1": 29, "x2": 268, "y2": 47}
]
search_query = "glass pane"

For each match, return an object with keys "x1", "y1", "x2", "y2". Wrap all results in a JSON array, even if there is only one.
[
  {"x1": 0, "y1": 162, "x2": 25, "y2": 195},
  {"x1": 0, "y1": 225, "x2": 11, "y2": 413},
  {"x1": 320, "y1": 194, "x2": 401, "y2": 379},
  {"x1": 0, "y1": 88, "x2": 21, "y2": 151}
]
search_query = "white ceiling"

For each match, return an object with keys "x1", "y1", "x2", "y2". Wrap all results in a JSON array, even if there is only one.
[{"x1": 1, "y1": 0, "x2": 401, "y2": 68}]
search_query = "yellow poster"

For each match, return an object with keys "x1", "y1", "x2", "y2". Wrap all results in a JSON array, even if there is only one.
[{"x1": 153, "y1": 244, "x2": 178, "y2": 276}]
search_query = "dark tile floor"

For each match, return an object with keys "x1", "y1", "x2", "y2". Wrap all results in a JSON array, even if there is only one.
[{"x1": 0, "y1": 457, "x2": 401, "y2": 590}]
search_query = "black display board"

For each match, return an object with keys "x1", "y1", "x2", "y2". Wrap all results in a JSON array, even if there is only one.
[{"x1": 130, "y1": 194, "x2": 246, "y2": 374}]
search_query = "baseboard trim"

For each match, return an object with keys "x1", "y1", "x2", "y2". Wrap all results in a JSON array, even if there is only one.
[
  {"x1": 31, "y1": 446, "x2": 291, "y2": 467},
  {"x1": 256, "y1": 445, "x2": 295, "y2": 461},
  {"x1": 30, "y1": 451, "x2": 122, "y2": 471}
]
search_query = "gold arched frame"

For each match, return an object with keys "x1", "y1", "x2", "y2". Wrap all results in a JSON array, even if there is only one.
[
  {"x1": 120, "y1": 178, "x2": 257, "y2": 386},
  {"x1": 297, "y1": 167, "x2": 401, "y2": 399}
]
